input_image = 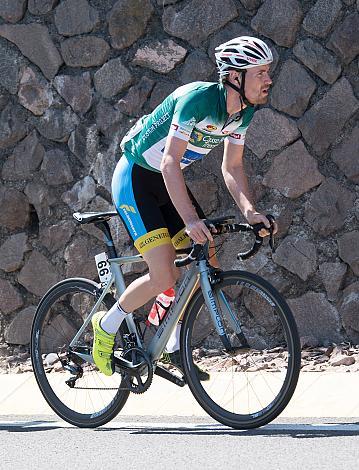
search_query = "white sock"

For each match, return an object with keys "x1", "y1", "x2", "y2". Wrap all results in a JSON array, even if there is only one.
[
  {"x1": 100, "y1": 302, "x2": 129, "y2": 334},
  {"x1": 165, "y1": 322, "x2": 181, "y2": 353}
]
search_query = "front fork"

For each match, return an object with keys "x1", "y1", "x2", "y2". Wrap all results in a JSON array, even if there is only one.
[{"x1": 199, "y1": 261, "x2": 249, "y2": 351}]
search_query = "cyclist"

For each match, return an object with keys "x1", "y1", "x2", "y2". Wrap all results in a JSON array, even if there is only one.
[{"x1": 92, "y1": 36, "x2": 278, "y2": 378}]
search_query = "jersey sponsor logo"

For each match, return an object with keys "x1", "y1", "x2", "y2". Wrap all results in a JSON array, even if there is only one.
[
  {"x1": 202, "y1": 135, "x2": 223, "y2": 148},
  {"x1": 230, "y1": 133, "x2": 242, "y2": 139},
  {"x1": 119, "y1": 204, "x2": 136, "y2": 214},
  {"x1": 142, "y1": 112, "x2": 171, "y2": 142},
  {"x1": 119, "y1": 205, "x2": 137, "y2": 237},
  {"x1": 171, "y1": 123, "x2": 179, "y2": 131},
  {"x1": 206, "y1": 124, "x2": 217, "y2": 131},
  {"x1": 189, "y1": 130, "x2": 203, "y2": 143},
  {"x1": 137, "y1": 231, "x2": 170, "y2": 251}
]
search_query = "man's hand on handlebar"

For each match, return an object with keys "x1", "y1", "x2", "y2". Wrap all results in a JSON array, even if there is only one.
[
  {"x1": 185, "y1": 218, "x2": 215, "y2": 244},
  {"x1": 245, "y1": 211, "x2": 278, "y2": 238}
]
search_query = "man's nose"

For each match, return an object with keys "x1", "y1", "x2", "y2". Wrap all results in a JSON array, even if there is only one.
[{"x1": 265, "y1": 74, "x2": 272, "y2": 85}]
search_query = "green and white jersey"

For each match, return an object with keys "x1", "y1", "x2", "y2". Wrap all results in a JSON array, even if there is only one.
[{"x1": 120, "y1": 81, "x2": 255, "y2": 172}]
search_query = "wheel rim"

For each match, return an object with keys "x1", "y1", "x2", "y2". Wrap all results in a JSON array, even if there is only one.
[
  {"x1": 32, "y1": 284, "x2": 126, "y2": 419},
  {"x1": 185, "y1": 276, "x2": 298, "y2": 423}
]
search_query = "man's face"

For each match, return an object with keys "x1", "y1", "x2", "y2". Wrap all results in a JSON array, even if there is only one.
[{"x1": 243, "y1": 64, "x2": 272, "y2": 105}]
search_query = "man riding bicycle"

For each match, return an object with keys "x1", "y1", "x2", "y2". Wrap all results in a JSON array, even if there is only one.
[{"x1": 92, "y1": 36, "x2": 278, "y2": 378}]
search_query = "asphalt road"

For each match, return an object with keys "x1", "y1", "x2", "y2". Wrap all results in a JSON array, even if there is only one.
[{"x1": 1, "y1": 415, "x2": 359, "y2": 470}]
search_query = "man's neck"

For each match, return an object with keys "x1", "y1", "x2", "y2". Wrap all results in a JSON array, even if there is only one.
[{"x1": 225, "y1": 83, "x2": 247, "y2": 116}]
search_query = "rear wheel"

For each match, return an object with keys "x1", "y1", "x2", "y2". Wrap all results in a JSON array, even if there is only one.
[
  {"x1": 31, "y1": 278, "x2": 130, "y2": 428},
  {"x1": 181, "y1": 270, "x2": 301, "y2": 429}
]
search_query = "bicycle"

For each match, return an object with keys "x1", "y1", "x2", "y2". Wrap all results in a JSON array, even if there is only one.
[{"x1": 31, "y1": 211, "x2": 301, "y2": 429}]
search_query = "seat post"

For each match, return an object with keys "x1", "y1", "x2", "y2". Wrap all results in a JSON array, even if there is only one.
[{"x1": 95, "y1": 221, "x2": 118, "y2": 259}]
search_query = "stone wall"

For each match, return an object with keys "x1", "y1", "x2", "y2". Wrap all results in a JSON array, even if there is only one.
[{"x1": 0, "y1": 0, "x2": 358, "y2": 352}]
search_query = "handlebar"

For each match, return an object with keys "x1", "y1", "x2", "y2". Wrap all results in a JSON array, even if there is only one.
[{"x1": 174, "y1": 214, "x2": 276, "y2": 268}]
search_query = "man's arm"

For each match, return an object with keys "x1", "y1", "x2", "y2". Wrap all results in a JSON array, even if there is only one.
[
  {"x1": 222, "y1": 139, "x2": 275, "y2": 233},
  {"x1": 161, "y1": 135, "x2": 212, "y2": 243}
]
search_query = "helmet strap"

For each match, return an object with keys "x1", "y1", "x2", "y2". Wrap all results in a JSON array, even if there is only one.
[{"x1": 226, "y1": 71, "x2": 250, "y2": 109}]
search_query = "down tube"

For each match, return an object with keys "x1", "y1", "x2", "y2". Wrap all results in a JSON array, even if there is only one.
[{"x1": 147, "y1": 266, "x2": 199, "y2": 361}]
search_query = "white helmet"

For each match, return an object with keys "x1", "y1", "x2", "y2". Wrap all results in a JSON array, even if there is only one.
[{"x1": 215, "y1": 36, "x2": 273, "y2": 78}]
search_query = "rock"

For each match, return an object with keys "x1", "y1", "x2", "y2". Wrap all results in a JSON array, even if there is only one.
[
  {"x1": 5, "y1": 306, "x2": 36, "y2": 345},
  {"x1": 116, "y1": 77, "x2": 154, "y2": 117},
  {"x1": 0, "y1": 23, "x2": 62, "y2": 80},
  {"x1": 91, "y1": 144, "x2": 118, "y2": 191},
  {"x1": 187, "y1": 179, "x2": 218, "y2": 216},
  {"x1": 108, "y1": 0, "x2": 154, "y2": 50},
  {"x1": 302, "y1": 0, "x2": 342, "y2": 38},
  {"x1": 54, "y1": 0, "x2": 99, "y2": 37},
  {"x1": 339, "y1": 282, "x2": 359, "y2": 342},
  {"x1": 0, "y1": 233, "x2": 29, "y2": 273},
  {"x1": 0, "y1": 0, "x2": 27, "y2": 23},
  {"x1": 251, "y1": 0, "x2": 303, "y2": 48},
  {"x1": 0, "y1": 37, "x2": 25, "y2": 94},
  {"x1": 156, "y1": 0, "x2": 182, "y2": 4},
  {"x1": 331, "y1": 356, "x2": 356, "y2": 367},
  {"x1": 94, "y1": 58, "x2": 133, "y2": 99},
  {"x1": 288, "y1": 292, "x2": 342, "y2": 344},
  {"x1": 298, "y1": 78, "x2": 359, "y2": 156},
  {"x1": 64, "y1": 236, "x2": 101, "y2": 279},
  {"x1": 18, "y1": 251, "x2": 60, "y2": 297},
  {"x1": 163, "y1": 0, "x2": 238, "y2": 47},
  {"x1": 304, "y1": 178, "x2": 355, "y2": 235},
  {"x1": 331, "y1": 125, "x2": 359, "y2": 183},
  {"x1": 0, "y1": 186, "x2": 30, "y2": 230},
  {"x1": 53, "y1": 73, "x2": 92, "y2": 115},
  {"x1": 28, "y1": 0, "x2": 58, "y2": 15},
  {"x1": 36, "y1": 106, "x2": 79, "y2": 143},
  {"x1": 240, "y1": 0, "x2": 262, "y2": 9},
  {"x1": 257, "y1": 263, "x2": 291, "y2": 293},
  {"x1": 0, "y1": 233, "x2": 30, "y2": 272},
  {"x1": 245, "y1": 108, "x2": 300, "y2": 159},
  {"x1": 179, "y1": 51, "x2": 215, "y2": 84},
  {"x1": 24, "y1": 181, "x2": 55, "y2": 219},
  {"x1": 133, "y1": 39, "x2": 187, "y2": 74},
  {"x1": 61, "y1": 36, "x2": 110, "y2": 68},
  {"x1": 0, "y1": 279, "x2": 23, "y2": 315},
  {"x1": 96, "y1": 100, "x2": 123, "y2": 137},
  {"x1": 263, "y1": 140, "x2": 324, "y2": 198},
  {"x1": 293, "y1": 39, "x2": 342, "y2": 85},
  {"x1": 18, "y1": 66, "x2": 53, "y2": 116},
  {"x1": 273, "y1": 235, "x2": 317, "y2": 281},
  {"x1": 327, "y1": 13, "x2": 359, "y2": 65},
  {"x1": 338, "y1": 231, "x2": 359, "y2": 276},
  {"x1": 62, "y1": 176, "x2": 96, "y2": 211},
  {"x1": 2, "y1": 131, "x2": 45, "y2": 181},
  {"x1": 319, "y1": 262, "x2": 347, "y2": 301},
  {"x1": 68, "y1": 123, "x2": 99, "y2": 165},
  {"x1": 207, "y1": 23, "x2": 252, "y2": 65},
  {"x1": 0, "y1": 103, "x2": 27, "y2": 150},
  {"x1": 270, "y1": 60, "x2": 316, "y2": 117},
  {"x1": 41, "y1": 149, "x2": 73, "y2": 186},
  {"x1": 149, "y1": 82, "x2": 178, "y2": 110},
  {"x1": 40, "y1": 221, "x2": 75, "y2": 253}
]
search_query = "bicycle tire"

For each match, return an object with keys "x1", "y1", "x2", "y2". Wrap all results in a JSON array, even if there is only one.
[
  {"x1": 31, "y1": 278, "x2": 130, "y2": 428},
  {"x1": 181, "y1": 270, "x2": 301, "y2": 429}
]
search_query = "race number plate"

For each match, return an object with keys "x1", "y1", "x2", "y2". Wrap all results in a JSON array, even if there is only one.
[{"x1": 95, "y1": 252, "x2": 112, "y2": 286}]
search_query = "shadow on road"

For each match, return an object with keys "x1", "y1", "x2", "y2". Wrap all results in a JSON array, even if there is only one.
[{"x1": 2, "y1": 420, "x2": 359, "y2": 438}]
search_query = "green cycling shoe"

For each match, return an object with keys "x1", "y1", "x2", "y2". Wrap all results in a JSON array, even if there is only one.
[
  {"x1": 91, "y1": 311, "x2": 116, "y2": 376},
  {"x1": 161, "y1": 350, "x2": 210, "y2": 382}
]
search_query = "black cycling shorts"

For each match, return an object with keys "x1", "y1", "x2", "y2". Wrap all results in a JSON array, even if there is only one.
[{"x1": 111, "y1": 156, "x2": 205, "y2": 254}]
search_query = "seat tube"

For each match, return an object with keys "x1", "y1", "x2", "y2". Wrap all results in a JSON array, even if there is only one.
[{"x1": 198, "y1": 261, "x2": 232, "y2": 351}]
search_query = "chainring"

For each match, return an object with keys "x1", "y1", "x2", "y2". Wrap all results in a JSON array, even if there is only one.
[{"x1": 121, "y1": 347, "x2": 153, "y2": 394}]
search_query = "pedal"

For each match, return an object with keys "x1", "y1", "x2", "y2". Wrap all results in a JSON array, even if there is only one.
[{"x1": 154, "y1": 364, "x2": 186, "y2": 387}]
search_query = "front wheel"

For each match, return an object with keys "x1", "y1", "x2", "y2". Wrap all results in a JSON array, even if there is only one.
[
  {"x1": 31, "y1": 278, "x2": 130, "y2": 428},
  {"x1": 181, "y1": 270, "x2": 301, "y2": 429}
]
